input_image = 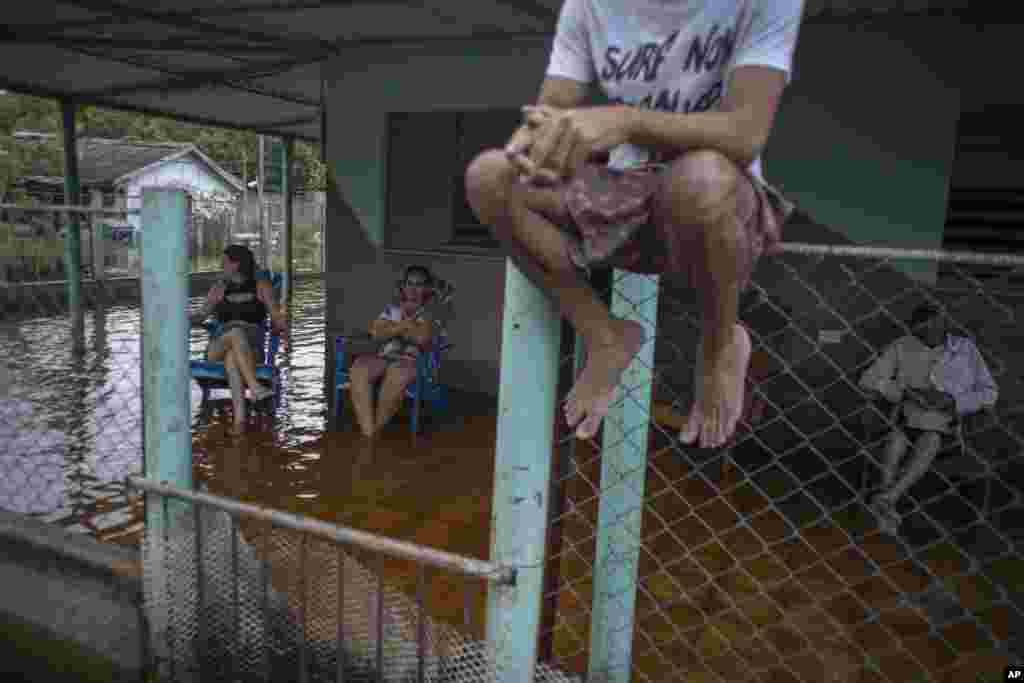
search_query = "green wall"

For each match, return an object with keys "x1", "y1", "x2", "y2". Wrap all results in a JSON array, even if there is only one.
[{"x1": 763, "y1": 23, "x2": 960, "y2": 282}]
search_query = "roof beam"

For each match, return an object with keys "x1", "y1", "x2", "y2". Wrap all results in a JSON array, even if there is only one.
[
  {"x1": 0, "y1": 30, "x2": 302, "y2": 56},
  {"x1": 490, "y1": 0, "x2": 558, "y2": 27},
  {"x1": 243, "y1": 114, "x2": 321, "y2": 130},
  {"x1": 0, "y1": 75, "x2": 319, "y2": 142},
  {"x1": 73, "y1": 56, "x2": 326, "y2": 99},
  {"x1": 55, "y1": 0, "x2": 339, "y2": 57},
  {"x1": 65, "y1": 46, "x2": 321, "y2": 108},
  {"x1": 184, "y1": 0, "x2": 409, "y2": 17}
]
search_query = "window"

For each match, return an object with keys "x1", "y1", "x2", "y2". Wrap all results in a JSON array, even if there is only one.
[{"x1": 386, "y1": 109, "x2": 520, "y2": 250}]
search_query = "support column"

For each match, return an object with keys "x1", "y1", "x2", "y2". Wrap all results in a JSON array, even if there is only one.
[
  {"x1": 141, "y1": 189, "x2": 193, "y2": 518},
  {"x1": 588, "y1": 271, "x2": 659, "y2": 683},
  {"x1": 61, "y1": 99, "x2": 84, "y2": 354},
  {"x1": 487, "y1": 261, "x2": 561, "y2": 682},
  {"x1": 282, "y1": 137, "x2": 294, "y2": 299}
]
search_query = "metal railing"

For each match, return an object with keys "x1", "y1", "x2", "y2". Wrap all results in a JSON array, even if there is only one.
[{"x1": 130, "y1": 476, "x2": 579, "y2": 683}]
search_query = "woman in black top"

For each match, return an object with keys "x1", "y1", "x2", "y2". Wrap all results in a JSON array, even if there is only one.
[{"x1": 193, "y1": 245, "x2": 285, "y2": 422}]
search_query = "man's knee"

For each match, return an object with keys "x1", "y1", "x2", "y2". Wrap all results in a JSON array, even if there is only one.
[
  {"x1": 656, "y1": 149, "x2": 742, "y2": 226},
  {"x1": 916, "y1": 431, "x2": 942, "y2": 454},
  {"x1": 465, "y1": 149, "x2": 515, "y2": 224}
]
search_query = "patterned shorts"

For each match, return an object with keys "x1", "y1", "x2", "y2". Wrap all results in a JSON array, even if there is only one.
[{"x1": 561, "y1": 161, "x2": 795, "y2": 290}]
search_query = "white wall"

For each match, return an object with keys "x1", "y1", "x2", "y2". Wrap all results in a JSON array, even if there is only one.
[{"x1": 122, "y1": 156, "x2": 238, "y2": 232}]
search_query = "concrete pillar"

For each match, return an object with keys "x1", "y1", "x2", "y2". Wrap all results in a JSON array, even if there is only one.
[{"x1": 486, "y1": 262, "x2": 561, "y2": 681}]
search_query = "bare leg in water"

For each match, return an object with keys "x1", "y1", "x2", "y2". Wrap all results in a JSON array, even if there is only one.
[
  {"x1": 466, "y1": 149, "x2": 750, "y2": 447},
  {"x1": 374, "y1": 360, "x2": 418, "y2": 433},
  {"x1": 349, "y1": 355, "x2": 389, "y2": 437},
  {"x1": 208, "y1": 328, "x2": 268, "y2": 399}
]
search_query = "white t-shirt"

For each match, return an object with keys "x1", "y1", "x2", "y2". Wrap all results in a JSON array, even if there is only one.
[{"x1": 546, "y1": 0, "x2": 804, "y2": 177}]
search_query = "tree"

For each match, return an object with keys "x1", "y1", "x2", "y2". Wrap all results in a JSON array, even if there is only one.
[{"x1": 0, "y1": 91, "x2": 325, "y2": 199}]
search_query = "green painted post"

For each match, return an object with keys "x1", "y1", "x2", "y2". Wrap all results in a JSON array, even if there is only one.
[
  {"x1": 61, "y1": 99, "x2": 84, "y2": 354},
  {"x1": 141, "y1": 189, "x2": 193, "y2": 523},
  {"x1": 588, "y1": 271, "x2": 659, "y2": 683},
  {"x1": 282, "y1": 137, "x2": 293, "y2": 298},
  {"x1": 487, "y1": 261, "x2": 561, "y2": 681}
]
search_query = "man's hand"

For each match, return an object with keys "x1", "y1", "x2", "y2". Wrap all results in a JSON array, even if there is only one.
[
  {"x1": 507, "y1": 105, "x2": 634, "y2": 184},
  {"x1": 908, "y1": 387, "x2": 954, "y2": 410}
]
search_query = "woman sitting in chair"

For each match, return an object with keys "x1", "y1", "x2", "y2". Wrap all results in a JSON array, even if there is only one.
[
  {"x1": 192, "y1": 244, "x2": 286, "y2": 428},
  {"x1": 349, "y1": 265, "x2": 442, "y2": 437}
]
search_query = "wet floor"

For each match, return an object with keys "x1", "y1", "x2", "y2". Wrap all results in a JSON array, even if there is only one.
[{"x1": 0, "y1": 277, "x2": 1015, "y2": 681}]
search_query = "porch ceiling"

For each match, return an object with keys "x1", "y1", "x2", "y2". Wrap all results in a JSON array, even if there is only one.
[{"x1": 0, "y1": 0, "x2": 975, "y2": 141}]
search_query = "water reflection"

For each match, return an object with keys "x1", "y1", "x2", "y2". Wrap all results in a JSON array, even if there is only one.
[{"x1": 0, "y1": 279, "x2": 328, "y2": 537}]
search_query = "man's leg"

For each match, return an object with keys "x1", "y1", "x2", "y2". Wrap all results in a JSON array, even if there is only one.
[
  {"x1": 880, "y1": 429, "x2": 909, "y2": 491},
  {"x1": 374, "y1": 360, "x2": 418, "y2": 432},
  {"x1": 465, "y1": 150, "x2": 645, "y2": 440},
  {"x1": 879, "y1": 430, "x2": 942, "y2": 504},
  {"x1": 349, "y1": 355, "x2": 388, "y2": 437},
  {"x1": 653, "y1": 150, "x2": 752, "y2": 449}
]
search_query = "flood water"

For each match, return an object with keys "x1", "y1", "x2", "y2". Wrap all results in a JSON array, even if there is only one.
[{"x1": 0, "y1": 278, "x2": 334, "y2": 541}]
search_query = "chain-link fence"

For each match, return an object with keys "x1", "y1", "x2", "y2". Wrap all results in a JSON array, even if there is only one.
[
  {"x1": 537, "y1": 243, "x2": 1023, "y2": 682},
  {"x1": 132, "y1": 477, "x2": 582, "y2": 683},
  {"x1": 0, "y1": 200, "x2": 147, "y2": 539}
]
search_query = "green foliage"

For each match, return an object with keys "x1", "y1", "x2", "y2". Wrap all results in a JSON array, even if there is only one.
[{"x1": 0, "y1": 92, "x2": 326, "y2": 199}]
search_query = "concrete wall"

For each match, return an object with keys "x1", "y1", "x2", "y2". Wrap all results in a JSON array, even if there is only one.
[
  {"x1": 323, "y1": 18, "x2": 1012, "y2": 398},
  {"x1": 0, "y1": 511, "x2": 144, "y2": 682}
]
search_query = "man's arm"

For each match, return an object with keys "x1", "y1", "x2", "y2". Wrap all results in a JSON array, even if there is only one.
[
  {"x1": 859, "y1": 342, "x2": 903, "y2": 404},
  {"x1": 955, "y1": 341, "x2": 999, "y2": 415},
  {"x1": 625, "y1": 65, "x2": 788, "y2": 169},
  {"x1": 506, "y1": 77, "x2": 590, "y2": 161}
]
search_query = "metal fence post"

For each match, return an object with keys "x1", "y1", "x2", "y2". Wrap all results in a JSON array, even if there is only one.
[
  {"x1": 486, "y1": 261, "x2": 561, "y2": 682},
  {"x1": 588, "y1": 271, "x2": 659, "y2": 683},
  {"x1": 141, "y1": 188, "x2": 193, "y2": 520},
  {"x1": 282, "y1": 137, "x2": 294, "y2": 299},
  {"x1": 61, "y1": 99, "x2": 84, "y2": 354}
]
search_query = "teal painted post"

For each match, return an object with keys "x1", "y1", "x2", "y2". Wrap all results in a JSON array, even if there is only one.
[
  {"x1": 61, "y1": 99, "x2": 85, "y2": 354},
  {"x1": 487, "y1": 261, "x2": 561, "y2": 681},
  {"x1": 588, "y1": 271, "x2": 659, "y2": 683},
  {"x1": 282, "y1": 137, "x2": 293, "y2": 299},
  {"x1": 141, "y1": 189, "x2": 193, "y2": 524}
]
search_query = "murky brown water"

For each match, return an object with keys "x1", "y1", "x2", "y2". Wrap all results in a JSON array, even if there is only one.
[
  {"x1": 0, "y1": 278, "x2": 1013, "y2": 680},
  {"x1": 0, "y1": 278, "x2": 330, "y2": 541}
]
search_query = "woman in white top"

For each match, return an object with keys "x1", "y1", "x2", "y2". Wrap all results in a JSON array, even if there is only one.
[{"x1": 348, "y1": 265, "x2": 441, "y2": 437}]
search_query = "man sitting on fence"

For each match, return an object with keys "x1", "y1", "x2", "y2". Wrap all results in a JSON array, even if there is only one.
[
  {"x1": 465, "y1": 0, "x2": 804, "y2": 447},
  {"x1": 859, "y1": 304, "x2": 998, "y2": 534}
]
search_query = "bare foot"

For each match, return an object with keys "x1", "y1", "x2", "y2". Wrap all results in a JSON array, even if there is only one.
[
  {"x1": 680, "y1": 323, "x2": 751, "y2": 449},
  {"x1": 564, "y1": 319, "x2": 646, "y2": 440}
]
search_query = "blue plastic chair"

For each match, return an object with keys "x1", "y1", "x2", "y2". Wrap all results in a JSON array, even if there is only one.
[
  {"x1": 333, "y1": 276, "x2": 455, "y2": 434},
  {"x1": 190, "y1": 271, "x2": 284, "y2": 417},
  {"x1": 333, "y1": 333, "x2": 452, "y2": 434}
]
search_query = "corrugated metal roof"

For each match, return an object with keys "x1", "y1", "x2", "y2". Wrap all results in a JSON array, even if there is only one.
[{"x1": 0, "y1": 0, "x2": 986, "y2": 140}]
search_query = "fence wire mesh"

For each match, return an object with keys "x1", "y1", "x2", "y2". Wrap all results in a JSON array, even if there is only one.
[
  {"x1": 0, "y1": 180, "x2": 323, "y2": 537},
  {"x1": 140, "y1": 484, "x2": 581, "y2": 682},
  {"x1": 0, "y1": 198, "x2": 145, "y2": 538},
  {"x1": 539, "y1": 245, "x2": 1023, "y2": 682}
]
